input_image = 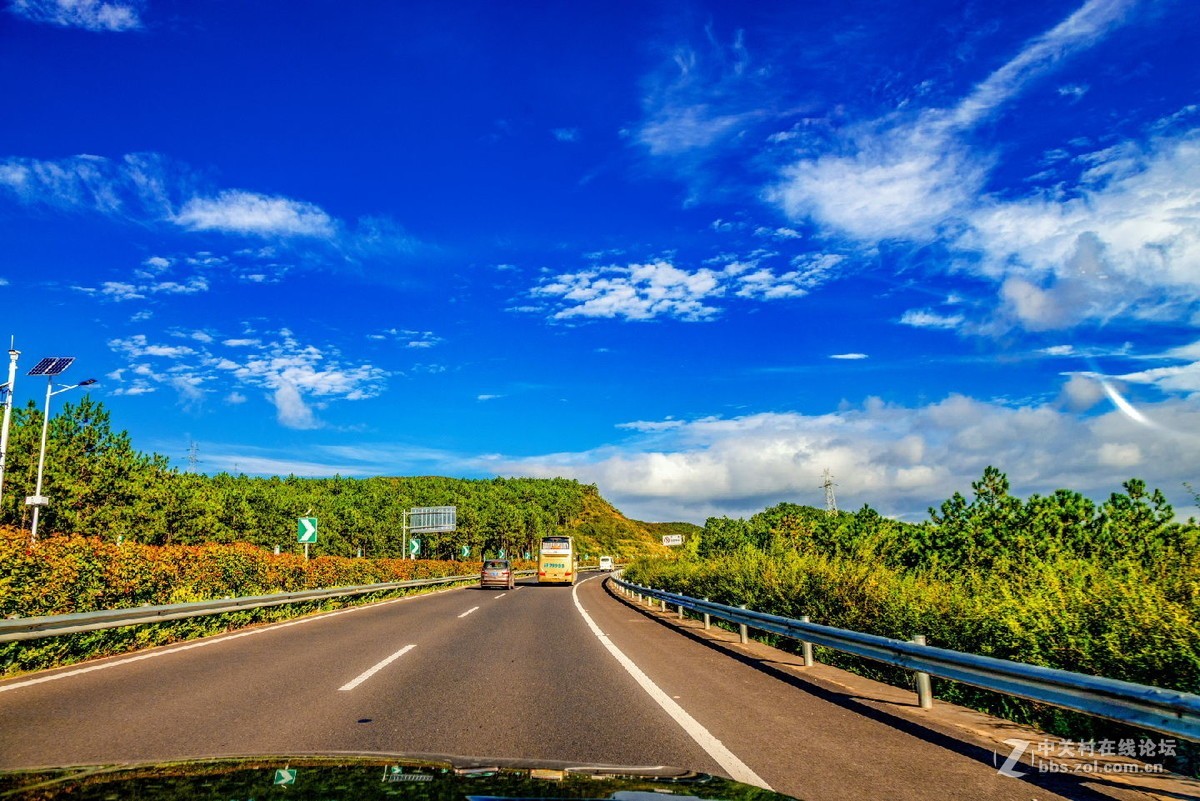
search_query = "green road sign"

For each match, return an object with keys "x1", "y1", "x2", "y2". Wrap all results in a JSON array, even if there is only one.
[
  {"x1": 297, "y1": 517, "x2": 318, "y2": 543},
  {"x1": 498, "y1": 548, "x2": 506, "y2": 558},
  {"x1": 408, "y1": 538, "x2": 420, "y2": 556},
  {"x1": 460, "y1": 545, "x2": 470, "y2": 558},
  {"x1": 524, "y1": 551, "x2": 531, "y2": 560},
  {"x1": 274, "y1": 768, "x2": 297, "y2": 785}
]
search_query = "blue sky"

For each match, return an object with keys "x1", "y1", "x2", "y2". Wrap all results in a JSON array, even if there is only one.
[{"x1": 2, "y1": 0, "x2": 1199, "y2": 522}]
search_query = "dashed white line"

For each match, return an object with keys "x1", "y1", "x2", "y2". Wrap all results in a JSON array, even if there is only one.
[
  {"x1": 494, "y1": 593, "x2": 507, "y2": 599},
  {"x1": 571, "y1": 576, "x2": 771, "y2": 791},
  {"x1": 338, "y1": 644, "x2": 416, "y2": 691},
  {"x1": 0, "y1": 585, "x2": 466, "y2": 695},
  {"x1": 458, "y1": 606, "x2": 480, "y2": 618}
]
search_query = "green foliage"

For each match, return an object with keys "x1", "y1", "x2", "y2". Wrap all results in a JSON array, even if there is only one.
[
  {"x1": 0, "y1": 397, "x2": 666, "y2": 559},
  {"x1": 629, "y1": 467, "x2": 1200, "y2": 774}
]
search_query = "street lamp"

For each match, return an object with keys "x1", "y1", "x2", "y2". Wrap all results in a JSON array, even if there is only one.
[
  {"x1": 0, "y1": 345, "x2": 20, "y2": 510},
  {"x1": 26, "y1": 357, "x2": 96, "y2": 543}
]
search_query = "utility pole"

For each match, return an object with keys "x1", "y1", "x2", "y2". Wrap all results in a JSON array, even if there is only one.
[
  {"x1": 0, "y1": 343, "x2": 19, "y2": 509},
  {"x1": 821, "y1": 468, "x2": 838, "y2": 515}
]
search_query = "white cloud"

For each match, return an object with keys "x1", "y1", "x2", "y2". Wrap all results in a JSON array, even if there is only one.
[
  {"x1": 480, "y1": 388, "x2": 1200, "y2": 522},
  {"x1": 531, "y1": 257, "x2": 839, "y2": 321},
  {"x1": 533, "y1": 261, "x2": 724, "y2": 322},
  {"x1": 772, "y1": 123, "x2": 985, "y2": 241},
  {"x1": 1059, "y1": 373, "x2": 1107, "y2": 411},
  {"x1": 106, "y1": 329, "x2": 388, "y2": 428},
  {"x1": 108, "y1": 335, "x2": 194, "y2": 359},
  {"x1": 970, "y1": 134, "x2": 1200, "y2": 329},
  {"x1": 75, "y1": 265, "x2": 212, "y2": 303},
  {"x1": 753, "y1": 226, "x2": 802, "y2": 240},
  {"x1": 110, "y1": 384, "x2": 155, "y2": 396},
  {"x1": 8, "y1": 0, "x2": 143, "y2": 32},
  {"x1": 174, "y1": 190, "x2": 336, "y2": 238},
  {"x1": 768, "y1": 0, "x2": 1174, "y2": 331},
  {"x1": 477, "y1": 394, "x2": 503, "y2": 401},
  {"x1": 617, "y1": 419, "x2": 685, "y2": 432},
  {"x1": 272, "y1": 381, "x2": 318, "y2": 429},
  {"x1": 150, "y1": 277, "x2": 209, "y2": 295},
  {"x1": 552, "y1": 128, "x2": 580, "y2": 142},
  {"x1": 98, "y1": 281, "x2": 144, "y2": 301},
  {"x1": 0, "y1": 154, "x2": 409, "y2": 254},
  {"x1": 898, "y1": 309, "x2": 964, "y2": 330},
  {"x1": 633, "y1": 28, "x2": 776, "y2": 194},
  {"x1": 950, "y1": 0, "x2": 1134, "y2": 128},
  {"x1": 0, "y1": 153, "x2": 173, "y2": 218},
  {"x1": 830, "y1": 353, "x2": 868, "y2": 360}
]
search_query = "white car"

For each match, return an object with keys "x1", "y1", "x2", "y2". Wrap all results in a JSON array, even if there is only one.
[{"x1": 599, "y1": 556, "x2": 614, "y2": 572}]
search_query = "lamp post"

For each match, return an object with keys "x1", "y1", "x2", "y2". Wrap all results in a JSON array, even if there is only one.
[
  {"x1": 0, "y1": 345, "x2": 19, "y2": 509},
  {"x1": 26, "y1": 356, "x2": 95, "y2": 543}
]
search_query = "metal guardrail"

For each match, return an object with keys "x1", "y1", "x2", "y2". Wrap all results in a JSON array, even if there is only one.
[
  {"x1": 0, "y1": 570, "x2": 537, "y2": 643},
  {"x1": 610, "y1": 574, "x2": 1200, "y2": 742}
]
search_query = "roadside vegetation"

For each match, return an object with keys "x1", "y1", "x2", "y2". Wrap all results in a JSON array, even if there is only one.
[
  {"x1": 624, "y1": 467, "x2": 1200, "y2": 773},
  {"x1": 0, "y1": 527, "x2": 536, "y2": 675},
  {"x1": 0, "y1": 397, "x2": 667, "y2": 560},
  {"x1": 0, "y1": 398, "x2": 672, "y2": 674}
]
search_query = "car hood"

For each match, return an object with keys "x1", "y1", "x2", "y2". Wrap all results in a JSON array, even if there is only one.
[{"x1": 0, "y1": 753, "x2": 800, "y2": 800}]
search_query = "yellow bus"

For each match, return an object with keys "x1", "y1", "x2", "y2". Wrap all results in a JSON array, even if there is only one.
[{"x1": 537, "y1": 535, "x2": 576, "y2": 585}]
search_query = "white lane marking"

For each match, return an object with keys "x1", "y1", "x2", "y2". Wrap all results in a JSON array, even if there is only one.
[
  {"x1": 338, "y1": 644, "x2": 416, "y2": 691},
  {"x1": 0, "y1": 585, "x2": 466, "y2": 695},
  {"x1": 458, "y1": 606, "x2": 480, "y2": 618},
  {"x1": 494, "y1": 593, "x2": 507, "y2": 599},
  {"x1": 572, "y1": 576, "x2": 771, "y2": 790}
]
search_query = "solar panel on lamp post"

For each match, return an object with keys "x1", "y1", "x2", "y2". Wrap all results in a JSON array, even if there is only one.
[{"x1": 26, "y1": 357, "x2": 96, "y2": 543}]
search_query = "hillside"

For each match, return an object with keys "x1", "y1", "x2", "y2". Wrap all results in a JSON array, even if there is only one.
[
  {"x1": 568, "y1": 491, "x2": 677, "y2": 559},
  {"x1": 0, "y1": 397, "x2": 677, "y2": 559}
]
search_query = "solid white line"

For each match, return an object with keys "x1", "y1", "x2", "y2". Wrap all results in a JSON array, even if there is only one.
[
  {"x1": 338, "y1": 644, "x2": 416, "y2": 691},
  {"x1": 571, "y1": 576, "x2": 771, "y2": 790},
  {"x1": 0, "y1": 584, "x2": 466, "y2": 695},
  {"x1": 458, "y1": 606, "x2": 480, "y2": 618}
]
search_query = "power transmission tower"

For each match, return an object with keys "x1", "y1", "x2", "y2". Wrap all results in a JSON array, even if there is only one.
[
  {"x1": 821, "y1": 468, "x2": 838, "y2": 514},
  {"x1": 186, "y1": 440, "x2": 200, "y2": 473}
]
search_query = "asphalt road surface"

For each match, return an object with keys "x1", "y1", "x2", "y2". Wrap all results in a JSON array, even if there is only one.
[{"x1": 0, "y1": 573, "x2": 1174, "y2": 800}]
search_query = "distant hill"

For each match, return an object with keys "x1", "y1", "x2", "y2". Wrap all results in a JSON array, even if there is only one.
[
  {"x1": 565, "y1": 489, "x2": 676, "y2": 559},
  {"x1": 6, "y1": 397, "x2": 684, "y2": 560}
]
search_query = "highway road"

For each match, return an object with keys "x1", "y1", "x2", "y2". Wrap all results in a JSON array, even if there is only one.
[{"x1": 0, "y1": 572, "x2": 1176, "y2": 800}]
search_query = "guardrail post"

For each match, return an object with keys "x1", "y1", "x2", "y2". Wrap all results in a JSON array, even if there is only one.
[
  {"x1": 800, "y1": 615, "x2": 814, "y2": 667},
  {"x1": 703, "y1": 599, "x2": 711, "y2": 630},
  {"x1": 677, "y1": 602, "x2": 684, "y2": 620},
  {"x1": 739, "y1": 604, "x2": 749, "y2": 644},
  {"x1": 912, "y1": 634, "x2": 933, "y2": 709}
]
